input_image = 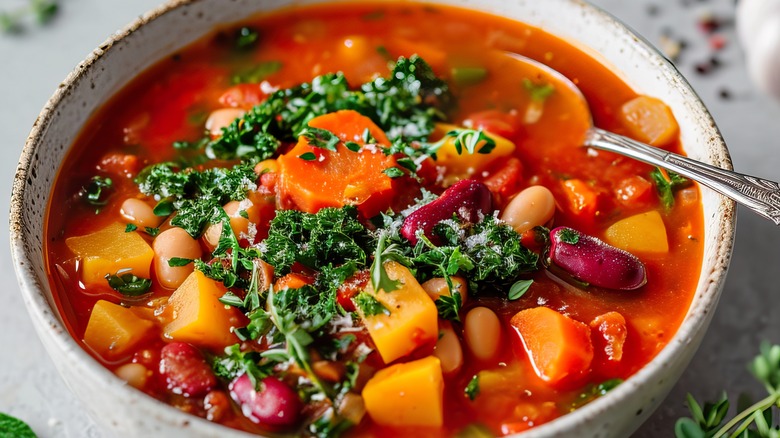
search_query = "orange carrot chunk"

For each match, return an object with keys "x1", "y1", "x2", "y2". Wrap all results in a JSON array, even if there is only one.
[
  {"x1": 510, "y1": 307, "x2": 593, "y2": 385},
  {"x1": 277, "y1": 110, "x2": 398, "y2": 218},
  {"x1": 561, "y1": 179, "x2": 599, "y2": 221}
]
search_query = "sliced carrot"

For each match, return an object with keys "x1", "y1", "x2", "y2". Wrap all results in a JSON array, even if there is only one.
[
  {"x1": 619, "y1": 95, "x2": 679, "y2": 147},
  {"x1": 560, "y1": 179, "x2": 599, "y2": 221},
  {"x1": 589, "y1": 311, "x2": 627, "y2": 363},
  {"x1": 277, "y1": 110, "x2": 398, "y2": 218},
  {"x1": 274, "y1": 272, "x2": 315, "y2": 291},
  {"x1": 510, "y1": 307, "x2": 593, "y2": 385}
]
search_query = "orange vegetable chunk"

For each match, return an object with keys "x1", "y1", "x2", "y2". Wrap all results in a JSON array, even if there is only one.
[
  {"x1": 510, "y1": 307, "x2": 593, "y2": 385},
  {"x1": 65, "y1": 222, "x2": 154, "y2": 286},
  {"x1": 358, "y1": 262, "x2": 438, "y2": 363},
  {"x1": 83, "y1": 300, "x2": 154, "y2": 360},
  {"x1": 362, "y1": 356, "x2": 444, "y2": 427},
  {"x1": 605, "y1": 210, "x2": 669, "y2": 254},
  {"x1": 619, "y1": 95, "x2": 679, "y2": 147},
  {"x1": 164, "y1": 270, "x2": 243, "y2": 350},
  {"x1": 560, "y1": 179, "x2": 599, "y2": 221},
  {"x1": 277, "y1": 110, "x2": 397, "y2": 218}
]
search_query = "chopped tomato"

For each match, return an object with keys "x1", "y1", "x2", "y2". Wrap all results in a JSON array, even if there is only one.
[
  {"x1": 464, "y1": 109, "x2": 522, "y2": 140},
  {"x1": 97, "y1": 153, "x2": 140, "y2": 179},
  {"x1": 614, "y1": 175, "x2": 653, "y2": 207},
  {"x1": 481, "y1": 157, "x2": 524, "y2": 206}
]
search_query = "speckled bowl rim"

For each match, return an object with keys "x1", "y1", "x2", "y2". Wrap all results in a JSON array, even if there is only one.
[{"x1": 9, "y1": 0, "x2": 736, "y2": 436}]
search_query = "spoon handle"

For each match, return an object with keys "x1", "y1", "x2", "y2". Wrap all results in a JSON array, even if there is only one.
[{"x1": 585, "y1": 127, "x2": 780, "y2": 225}]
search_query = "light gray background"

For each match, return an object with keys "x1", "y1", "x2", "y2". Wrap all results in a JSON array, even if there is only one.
[{"x1": 1, "y1": 0, "x2": 777, "y2": 436}]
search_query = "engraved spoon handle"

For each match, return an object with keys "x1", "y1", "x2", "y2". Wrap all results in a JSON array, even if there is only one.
[{"x1": 585, "y1": 127, "x2": 780, "y2": 225}]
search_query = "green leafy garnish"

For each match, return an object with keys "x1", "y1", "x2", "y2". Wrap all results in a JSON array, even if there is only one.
[
  {"x1": 570, "y1": 378, "x2": 622, "y2": 410},
  {"x1": 235, "y1": 26, "x2": 259, "y2": 49},
  {"x1": 651, "y1": 167, "x2": 691, "y2": 210},
  {"x1": 353, "y1": 291, "x2": 390, "y2": 316},
  {"x1": 136, "y1": 163, "x2": 257, "y2": 237},
  {"x1": 675, "y1": 343, "x2": 780, "y2": 438},
  {"x1": 124, "y1": 224, "x2": 138, "y2": 233},
  {"x1": 82, "y1": 175, "x2": 113, "y2": 207},
  {"x1": 104, "y1": 270, "x2": 152, "y2": 296},
  {"x1": 0, "y1": 412, "x2": 36, "y2": 438},
  {"x1": 508, "y1": 279, "x2": 533, "y2": 300},
  {"x1": 167, "y1": 257, "x2": 193, "y2": 267},
  {"x1": 465, "y1": 375, "x2": 480, "y2": 401},
  {"x1": 382, "y1": 167, "x2": 405, "y2": 178},
  {"x1": 144, "y1": 227, "x2": 160, "y2": 237},
  {"x1": 523, "y1": 78, "x2": 555, "y2": 102},
  {"x1": 299, "y1": 152, "x2": 317, "y2": 161},
  {"x1": 0, "y1": 0, "x2": 57, "y2": 34},
  {"x1": 558, "y1": 228, "x2": 580, "y2": 245},
  {"x1": 435, "y1": 292, "x2": 463, "y2": 322},
  {"x1": 301, "y1": 126, "x2": 341, "y2": 151}
]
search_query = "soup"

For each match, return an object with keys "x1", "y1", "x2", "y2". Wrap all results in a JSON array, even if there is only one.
[{"x1": 45, "y1": 2, "x2": 703, "y2": 436}]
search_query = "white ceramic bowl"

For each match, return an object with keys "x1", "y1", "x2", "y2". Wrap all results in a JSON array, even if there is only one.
[{"x1": 10, "y1": 0, "x2": 735, "y2": 436}]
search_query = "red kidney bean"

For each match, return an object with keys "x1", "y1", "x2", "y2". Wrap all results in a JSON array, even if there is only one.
[
  {"x1": 548, "y1": 227, "x2": 647, "y2": 290},
  {"x1": 230, "y1": 374, "x2": 303, "y2": 427},
  {"x1": 401, "y1": 179, "x2": 492, "y2": 245},
  {"x1": 158, "y1": 342, "x2": 217, "y2": 397}
]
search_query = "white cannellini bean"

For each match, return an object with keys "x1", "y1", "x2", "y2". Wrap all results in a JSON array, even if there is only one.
[
  {"x1": 114, "y1": 363, "x2": 149, "y2": 389},
  {"x1": 464, "y1": 307, "x2": 502, "y2": 362},
  {"x1": 120, "y1": 198, "x2": 163, "y2": 229},
  {"x1": 205, "y1": 108, "x2": 246, "y2": 137},
  {"x1": 433, "y1": 322, "x2": 464, "y2": 376},
  {"x1": 500, "y1": 185, "x2": 556, "y2": 234},
  {"x1": 153, "y1": 227, "x2": 202, "y2": 289}
]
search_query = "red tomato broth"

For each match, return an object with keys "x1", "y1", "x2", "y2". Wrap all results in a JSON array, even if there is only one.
[{"x1": 44, "y1": 2, "x2": 703, "y2": 437}]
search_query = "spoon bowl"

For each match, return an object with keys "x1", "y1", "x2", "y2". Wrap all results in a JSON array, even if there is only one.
[{"x1": 506, "y1": 52, "x2": 780, "y2": 225}]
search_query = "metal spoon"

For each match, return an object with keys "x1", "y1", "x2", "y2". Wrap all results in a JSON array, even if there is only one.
[{"x1": 507, "y1": 53, "x2": 780, "y2": 225}]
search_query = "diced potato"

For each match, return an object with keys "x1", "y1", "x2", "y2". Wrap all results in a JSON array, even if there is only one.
[
  {"x1": 510, "y1": 307, "x2": 593, "y2": 385},
  {"x1": 432, "y1": 123, "x2": 515, "y2": 184},
  {"x1": 83, "y1": 300, "x2": 154, "y2": 359},
  {"x1": 362, "y1": 356, "x2": 444, "y2": 427},
  {"x1": 358, "y1": 262, "x2": 438, "y2": 363},
  {"x1": 619, "y1": 95, "x2": 679, "y2": 147},
  {"x1": 604, "y1": 210, "x2": 669, "y2": 254},
  {"x1": 164, "y1": 270, "x2": 243, "y2": 350},
  {"x1": 65, "y1": 222, "x2": 154, "y2": 286}
]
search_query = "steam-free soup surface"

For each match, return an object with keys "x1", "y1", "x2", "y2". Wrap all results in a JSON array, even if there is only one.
[{"x1": 46, "y1": 3, "x2": 702, "y2": 436}]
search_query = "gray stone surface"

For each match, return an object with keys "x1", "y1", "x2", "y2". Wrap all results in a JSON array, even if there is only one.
[{"x1": 1, "y1": 0, "x2": 777, "y2": 436}]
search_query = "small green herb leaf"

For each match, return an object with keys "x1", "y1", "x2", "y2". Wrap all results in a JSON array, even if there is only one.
[
  {"x1": 523, "y1": 78, "x2": 555, "y2": 102},
  {"x1": 82, "y1": 176, "x2": 113, "y2": 206},
  {"x1": 168, "y1": 257, "x2": 194, "y2": 267},
  {"x1": 435, "y1": 292, "x2": 462, "y2": 322},
  {"x1": 105, "y1": 271, "x2": 152, "y2": 296},
  {"x1": 298, "y1": 152, "x2": 317, "y2": 161},
  {"x1": 301, "y1": 126, "x2": 341, "y2": 151},
  {"x1": 508, "y1": 279, "x2": 533, "y2": 300},
  {"x1": 465, "y1": 375, "x2": 480, "y2": 401},
  {"x1": 0, "y1": 412, "x2": 36, "y2": 438},
  {"x1": 651, "y1": 167, "x2": 691, "y2": 210},
  {"x1": 235, "y1": 26, "x2": 259, "y2": 49},
  {"x1": 345, "y1": 141, "x2": 361, "y2": 152},
  {"x1": 144, "y1": 227, "x2": 160, "y2": 237},
  {"x1": 124, "y1": 224, "x2": 138, "y2": 233},
  {"x1": 558, "y1": 228, "x2": 580, "y2": 245},
  {"x1": 382, "y1": 167, "x2": 405, "y2": 178},
  {"x1": 353, "y1": 291, "x2": 390, "y2": 316}
]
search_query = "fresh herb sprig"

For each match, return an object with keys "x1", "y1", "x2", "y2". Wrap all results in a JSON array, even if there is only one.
[
  {"x1": 0, "y1": 0, "x2": 57, "y2": 34},
  {"x1": 651, "y1": 167, "x2": 691, "y2": 210},
  {"x1": 676, "y1": 343, "x2": 780, "y2": 438},
  {"x1": 0, "y1": 412, "x2": 36, "y2": 438}
]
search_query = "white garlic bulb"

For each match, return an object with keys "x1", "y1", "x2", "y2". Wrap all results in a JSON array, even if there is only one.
[{"x1": 737, "y1": 0, "x2": 780, "y2": 99}]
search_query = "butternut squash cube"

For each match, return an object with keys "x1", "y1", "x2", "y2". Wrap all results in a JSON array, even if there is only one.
[
  {"x1": 83, "y1": 300, "x2": 154, "y2": 360},
  {"x1": 163, "y1": 270, "x2": 242, "y2": 350},
  {"x1": 65, "y1": 222, "x2": 154, "y2": 286},
  {"x1": 358, "y1": 262, "x2": 438, "y2": 363},
  {"x1": 605, "y1": 210, "x2": 669, "y2": 254},
  {"x1": 432, "y1": 123, "x2": 515, "y2": 183},
  {"x1": 362, "y1": 356, "x2": 444, "y2": 427}
]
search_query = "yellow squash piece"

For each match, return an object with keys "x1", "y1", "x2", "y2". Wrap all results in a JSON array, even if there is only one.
[
  {"x1": 65, "y1": 222, "x2": 154, "y2": 286},
  {"x1": 164, "y1": 270, "x2": 242, "y2": 350},
  {"x1": 83, "y1": 300, "x2": 154, "y2": 360},
  {"x1": 362, "y1": 356, "x2": 444, "y2": 427},
  {"x1": 358, "y1": 262, "x2": 438, "y2": 363},
  {"x1": 432, "y1": 123, "x2": 515, "y2": 184},
  {"x1": 605, "y1": 210, "x2": 669, "y2": 254}
]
